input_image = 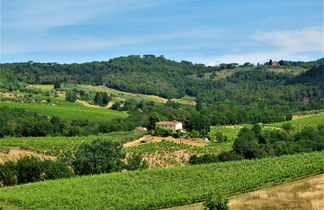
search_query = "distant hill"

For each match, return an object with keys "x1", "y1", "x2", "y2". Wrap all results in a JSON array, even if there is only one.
[
  {"x1": 1, "y1": 56, "x2": 323, "y2": 107},
  {"x1": 287, "y1": 64, "x2": 324, "y2": 89}
]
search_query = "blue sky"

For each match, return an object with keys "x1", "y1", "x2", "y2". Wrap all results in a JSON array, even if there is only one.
[{"x1": 1, "y1": 0, "x2": 323, "y2": 65}]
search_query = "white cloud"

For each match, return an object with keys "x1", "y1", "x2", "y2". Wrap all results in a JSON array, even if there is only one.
[
  {"x1": 193, "y1": 27, "x2": 324, "y2": 65},
  {"x1": 252, "y1": 26, "x2": 323, "y2": 53},
  {"x1": 193, "y1": 51, "x2": 310, "y2": 66}
]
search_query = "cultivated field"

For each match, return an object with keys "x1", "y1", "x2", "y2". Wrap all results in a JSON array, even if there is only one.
[
  {"x1": 0, "y1": 100, "x2": 127, "y2": 123},
  {"x1": 0, "y1": 152, "x2": 322, "y2": 209},
  {"x1": 124, "y1": 136, "x2": 233, "y2": 167},
  {"x1": 0, "y1": 131, "x2": 146, "y2": 156},
  {"x1": 268, "y1": 113, "x2": 324, "y2": 130}
]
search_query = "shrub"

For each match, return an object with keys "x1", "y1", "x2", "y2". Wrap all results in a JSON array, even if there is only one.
[
  {"x1": 0, "y1": 161, "x2": 18, "y2": 186},
  {"x1": 125, "y1": 154, "x2": 148, "y2": 171},
  {"x1": 204, "y1": 192, "x2": 229, "y2": 210},
  {"x1": 72, "y1": 138, "x2": 125, "y2": 175},
  {"x1": 0, "y1": 157, "x2": 73, "y2": 186}
]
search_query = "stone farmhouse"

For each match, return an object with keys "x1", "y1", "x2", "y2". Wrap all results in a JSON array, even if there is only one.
[{"x1": 156, "y1": 121, "x2": 183, "y2": 132}]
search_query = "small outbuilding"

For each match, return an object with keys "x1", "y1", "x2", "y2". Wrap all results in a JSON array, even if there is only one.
[{"x1": 156, "y1": 121, "x2": 183, "y2": 132}]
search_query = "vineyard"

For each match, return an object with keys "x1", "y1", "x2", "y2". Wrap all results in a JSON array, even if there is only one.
[
  {"x1": 0, "y1": 131, "x2": 146, "y2": 155},
  {"x1": 267, "y1": 113, "x2": 324, "y2": 130},
  {"x1": 0, "y1": 152, "x2": 323, "y2": 209},
  {"x1": 0, "y1": 100, "x2": 127, "y2": 123}
]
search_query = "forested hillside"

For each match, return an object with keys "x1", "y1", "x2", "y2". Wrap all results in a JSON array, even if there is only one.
[{"x1": 1, "y1": 56, "x2": 324, "y2": 125}]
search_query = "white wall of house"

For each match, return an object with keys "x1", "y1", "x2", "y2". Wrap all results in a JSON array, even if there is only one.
[{"x1": 158, "y1": 123, "x2": 182, "y2": 132}]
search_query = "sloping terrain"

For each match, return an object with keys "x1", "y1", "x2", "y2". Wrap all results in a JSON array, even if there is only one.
[{"x1": 0, "y1": 152, "x2": 322, "y2": 209}]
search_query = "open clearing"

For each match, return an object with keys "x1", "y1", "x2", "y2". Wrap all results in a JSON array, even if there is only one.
[{"x1": 165, "y1": 173, "x2": 324, "y2": 210}]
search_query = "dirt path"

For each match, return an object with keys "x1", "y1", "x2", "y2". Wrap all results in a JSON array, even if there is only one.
[
  {"x1": 0, "y1": 148, "x2": 56, "y2": 164},
  {"x1": 123, "y1": 135, "x2": 207, "y2": 148},
  {"x1": 165, "y1": 173, "x2": 324, "y2": 210}
]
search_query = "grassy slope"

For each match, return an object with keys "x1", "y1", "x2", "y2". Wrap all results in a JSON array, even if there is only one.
[
  {"x1": 210, "y1": 113, "x2": 324, "y2": 140},
  {"x1": 0, "y1": 100, "x2": 127, "y2": 123},
  {"x1": 80, "y1": 84, "x2": 196, "y2": 105},
  {"x1": 0, "y1": 152, "x2": 323, "y2": 209},
  {"x1": 267, "y1": 113, "x2": 324, "y2": 129}
]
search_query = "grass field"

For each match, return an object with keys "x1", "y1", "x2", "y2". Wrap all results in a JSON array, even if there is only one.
[
  {"x1": 267, "y1": 113, "x2": 324, "y2": 130},
  {"x1": 0, "y1": 131, "x2": 146, "y2": 156},
  {"x1": 0, "y1": 152, "x2": 322, "y2": 209},
  {"x1": 210, "y1": 126, "x2": 244, "y2": 140},
  {"x1": 0, "y1": 100, "x2": 127, "y2": 123},
  {"x1": 210, "y1": 113, "x2": 324, "y2": 140},
  {"x1": 80, "y1": 85, "x2": 196, "y2": 105}
]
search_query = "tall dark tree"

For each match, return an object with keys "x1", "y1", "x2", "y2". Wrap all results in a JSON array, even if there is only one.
[{"x1": 147, "y1": 112, "x2": 160, "y2": 130}]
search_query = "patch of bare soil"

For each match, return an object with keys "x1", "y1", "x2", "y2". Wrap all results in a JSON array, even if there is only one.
[
  {"x1": 0, "y1": 148, "x2": 56, "y2": 164},
  {"x1": 123, "y1": 135, "x2": 207, "y2": 148}
]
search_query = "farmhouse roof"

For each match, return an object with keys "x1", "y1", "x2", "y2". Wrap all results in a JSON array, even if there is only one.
[{"x1": 156, "y1": 121, "x2": 181, "y2": 126}]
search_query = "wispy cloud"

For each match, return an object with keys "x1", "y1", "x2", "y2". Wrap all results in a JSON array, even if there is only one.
[
  {"x1": 193, "y1": 27, "x2": 324, "y2": 65},
  {"x1": 252, "y1": 26, "x2": 323, "y2": 53}
]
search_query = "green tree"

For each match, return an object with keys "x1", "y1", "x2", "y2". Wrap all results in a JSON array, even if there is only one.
[
  {"x1": 147, "y1": 112, "x2": 160, "y2": 130},
  {"x1": 72, "y1": 138, "x2": 125, "y2": 175},
  {"x1": 65, "y1": 90, "x2": 77, "y2": 102},
  {"x1": 94, "y1": 92, "x2": 110, "y2": 106},
  {"x1": 185, "y1": 114, "x2": 210, "y2": 132},
  {"x1": 233, "y1": 128, "x2": 260, "y2": 159}
]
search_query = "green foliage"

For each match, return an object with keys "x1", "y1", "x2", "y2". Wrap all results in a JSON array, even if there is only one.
[
  {"x1": 125, "y1": 153, "x2": 148, "y2": 171},
  {"x1": 0, "y1": 152, "x2": 323, "y2": 209},
  {"x1": 152, "y1": 127, "x2": 173, "y2": 137},
  {"x1": 65, "y1": 90, "x2": 77, "y2": 102},
  {"x1": 147, "y1": 112, "x2": 160, "y2": 130},
  {"x1": 204, "y1": 193, "x2": 229, "y2": 210},
  {"x1": 185, "y1": 114, "x2": 211, "y2": 132},
  {"x1": 233, "y1": 128, "x2": 260, "y2": 159},
  {"x1": 0, "y1": 157, "x2": 72, "y2": 187},
  {"x1": 94, "y1": 92, "x2": 110, "y2": 106},
  {"x1": 72, "y1": 139, "x2": 125, "y2": 175},
  {"x1": 0, "y1": 161, "x2": 17, "y2": 186}
]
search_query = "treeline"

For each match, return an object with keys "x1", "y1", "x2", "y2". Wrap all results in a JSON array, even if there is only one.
[
  {"x1": 1, "y1": 138, "x2": 148, "y2": 187},
  {"x1": 189, "y1": 124, "x2": 324, "y2": 164},
  {"x1": 1, "y1": 56, "x2": 323, "y2": 104},
  {"x1": 0, "y1": 106, "x2": 102, "y2": 137}
]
